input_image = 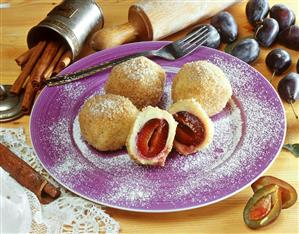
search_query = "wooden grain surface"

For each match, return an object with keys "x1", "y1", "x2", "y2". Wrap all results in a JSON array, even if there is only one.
[{"x1": 1, "y1": 0, "x2": 299, "y2": 233}]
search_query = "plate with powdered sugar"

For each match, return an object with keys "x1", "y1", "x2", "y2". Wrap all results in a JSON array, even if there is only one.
[{"x1": 30, "y1": 42, "x2": 286, "y2": 212}]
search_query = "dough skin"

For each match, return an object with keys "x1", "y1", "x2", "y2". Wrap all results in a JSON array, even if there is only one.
[
  {"x1": 79, "y1": 94, "x2": 139, "y2": 151},
  {"x1": 105, "y1": 56, "x2": 166, "y2": 109},
  {"x1": 172, "y1": 61, "x2": 232, "y2": 116}
]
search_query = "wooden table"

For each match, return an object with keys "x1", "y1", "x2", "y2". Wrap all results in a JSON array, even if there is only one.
[{"x1": 1, "y1": 1, "x2": 299, "y2": 233}]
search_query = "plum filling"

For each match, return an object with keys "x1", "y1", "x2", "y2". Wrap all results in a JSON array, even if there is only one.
[
  {"x1": 136, "y1": 118, "x2": 169, "y2": 159},
  {"x1": 173, "y1": 111, "x2": 205, "y2": 146},
  {"x1": 249, "y1": 194, "x2": 272, "y2": 220},
  {"x1": 251, "y1": 176, "x2": 298, "y2": 209}
]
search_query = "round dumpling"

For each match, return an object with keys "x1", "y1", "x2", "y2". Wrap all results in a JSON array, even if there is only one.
[
  {"x1": 79, "y1": 94, "x2": 139, "y2": 151},
  {"x1": 105, "y1": 56, "x2": 166, "y2": 109},
  {"x1": 172, "y1": 61, "x2": 232, "y2": 116}
]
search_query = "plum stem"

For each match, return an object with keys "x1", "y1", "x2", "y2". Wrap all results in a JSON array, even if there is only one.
[
  {"x1": 269, "y1": 72, "x2": 276, "y2": 83},
  {"x1": 290, "y1": 103, "x2": 299, "y2": 119}
]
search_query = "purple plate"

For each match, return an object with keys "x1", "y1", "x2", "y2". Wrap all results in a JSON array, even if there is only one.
[{"x1": 30, "y1": 42, "x2": 286, "y2": 213}]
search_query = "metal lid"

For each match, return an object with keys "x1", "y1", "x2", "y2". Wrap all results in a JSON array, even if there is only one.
[
  {"x1": 0, "y1": 85, "x2": 24, "y2": 122},
  {"x1": 27, "y1": 0, "x2": 104, "y2": 59}
]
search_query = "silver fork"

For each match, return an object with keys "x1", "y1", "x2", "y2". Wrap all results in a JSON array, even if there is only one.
[{"x1": 45, "y1": 26, "x2": 209, "y2": 86}]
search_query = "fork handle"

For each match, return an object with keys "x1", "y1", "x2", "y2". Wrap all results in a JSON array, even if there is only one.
[{"x1": 44, "y1": 50, "x2": 155, "y2": 86}]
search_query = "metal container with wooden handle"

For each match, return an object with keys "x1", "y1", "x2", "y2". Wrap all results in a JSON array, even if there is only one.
[{"x1": 90, "y1": 0, "x2": 240, "y2": 50}]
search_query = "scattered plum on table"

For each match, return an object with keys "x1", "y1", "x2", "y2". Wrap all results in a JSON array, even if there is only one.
[
  {"x1": 211, "y1": 11, "x2": 238, "y2": 43},
  {"x1": 270, "y1": 4, "x2": 296, "y2": 31},
  {"x1": 246, "y1": 0, "x2": 270, "y2": 26},
  {"x1": 255, "y1": 18, "x2": 279, "y2": 47},
  {"x1": 230, "y1": 38, "x2": 260, "y2": 64}
]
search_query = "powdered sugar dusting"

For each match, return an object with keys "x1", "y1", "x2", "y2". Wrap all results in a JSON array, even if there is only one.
[
  {"x1": 32, "y1": 46, "x2": 285, "y2": 211},
  {"x1": 157, "y1": 79, "x2": 172, "y2": 110},
  {"x1": 62, "y1": 82, "x2": 87, "y2": 99},
  {"x1": 112, "y1": 56, "x2": 163, "y2": 85},
  {"x1": 70, "y1": 81, "x2": 242, "y2": 206},
  {"x1": 89, "y1": 99, "x2": 116, "y2": 114},
  {"x1": 84, "y1": 95, "x2": 135, "y2": 121},
  {"x1": 42, "y1": 118, "x2": 89, "y2": 185}
]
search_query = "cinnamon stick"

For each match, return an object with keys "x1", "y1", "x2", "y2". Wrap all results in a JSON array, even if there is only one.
[
  {"x1": 21, "y1": 62, "x2": 27, "y2": 71},
  {"x1": 52, "y1": 50, "x2": 72, "y2": 76},
  {"x1": 42, "y1": 45, "x2": 66, "y2": 80},
  {"x1": 15, "y1": 47, "x2": 34, "y2": 66},
  {"x1": 31, "y1": 40, "x2": 60, "y2": 90},
  {"x1": 10, "y1": 41, "x2": 47, "y2": 95},
  {"x1": 0, "y1": 143, "x2": 61, "y2": 204},
  {"x1": 21, "y1": 81, "x2": 37, "y2": 114},
  {"x1": 59, "y1": 50, "x2": 72, "y2": 68}
]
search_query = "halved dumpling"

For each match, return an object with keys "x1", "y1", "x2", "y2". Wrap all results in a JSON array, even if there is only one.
[
  {"x1": 126, "y1": 106, "x2": 177, "y2": 166},
  {"x1": 169, "y1": 99, "x2": 214, "y2": 155}
]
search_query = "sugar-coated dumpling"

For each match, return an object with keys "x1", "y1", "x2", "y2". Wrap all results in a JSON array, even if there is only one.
[
  {"x1": 105, "y1": 56, "x2": 166, "y2": 109},
  {"x1": 79, "y1": 94, "x2": 139, "y2": 151},
  {"x1": 172, "y1": 61, "x2": 232, "y2": 116}
]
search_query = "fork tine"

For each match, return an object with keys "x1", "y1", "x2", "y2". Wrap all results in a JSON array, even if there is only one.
[
  {"x1": 184, "y1": 33, "x2": 209, "y2": 51},
  {"x1": 182, "y1": 27, "x2": 209, "y2": 47},
  {"x1": 176, "y1": 25, "x2": 208, "y2": 44},
  {"x1": 182, "y1": 33, "x2": 210, "y2": 53}
]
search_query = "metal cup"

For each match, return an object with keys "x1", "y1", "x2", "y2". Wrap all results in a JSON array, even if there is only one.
[{"x1": 27, "y1": 0, "x2": 104, "y2": 59}]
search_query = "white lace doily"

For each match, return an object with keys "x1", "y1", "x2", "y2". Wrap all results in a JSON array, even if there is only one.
[{"x1": 0, "y1": 128, "x2": 120, "y2": 234}]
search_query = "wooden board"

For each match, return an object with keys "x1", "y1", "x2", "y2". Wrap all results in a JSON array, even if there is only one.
[{"x1": 1, "y1": 1, "x2": 299, "y2": 233}]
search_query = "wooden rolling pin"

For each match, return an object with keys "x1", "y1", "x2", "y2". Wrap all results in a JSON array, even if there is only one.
[{"x1": 90, "y1": 0, "x2": 240, "y2": 50}]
